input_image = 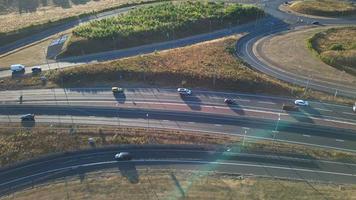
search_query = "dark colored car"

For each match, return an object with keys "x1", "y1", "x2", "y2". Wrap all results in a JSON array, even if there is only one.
[
  {"x1": 282, "y1": 104, "x2": 299, "y2": 112},
  {"x1": 312, "y1": 21, "x2": 320, "y2": 25},
  {"x1": 31, "y1": 66, "x2": 42, "y2": 74},
  {"x1": 224, "y1": 98, "x2": 235, "y2": 104},
  {"x1": 114, "y1": 152, "x2": 132, "y2": 161},
  {"x1": 21, "y1": 114, "x2": 35, "y2": 121}
]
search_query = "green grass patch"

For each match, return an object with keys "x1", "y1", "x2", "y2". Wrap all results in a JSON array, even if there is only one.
[
  {"x1": 307, "y1": 27, "x2": 356, "y2": 75},
  {"x1": 60, "y1": 1, "x2": 264, "y2": 57},
  {"x1": 0, "y1": 0, "x2": 169, "y2": 47},
  {"x1": 289, "y1": 0, "x2": 356, "y2": 17}
]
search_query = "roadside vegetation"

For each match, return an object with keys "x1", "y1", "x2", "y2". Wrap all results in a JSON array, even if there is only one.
[
  {"x1": 60, "y1": 1, "x2": 264, "y2": 56},
  {"x1": 308, "y1": 27, "x2": 356, "y2": 76},
  {"x1": 2, "y1": 169, "x2": 356, "y2": 200},
  {"x1": 1, "y1": 124, "x2": 356, "y2": 167},
  {"x1": 0, "y1": 35, "x2": 354, "y2": 105},
  {"x1": 289, "y1": 0, "x2": 356, "y2": 17},
  {"x1": 0, "y1": 0, "x2": 167, "y2": 47}
]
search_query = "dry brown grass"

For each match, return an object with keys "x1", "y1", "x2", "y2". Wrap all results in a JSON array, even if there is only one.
[
  {"x1": 0, "y1": 35, "x2": 354, "y2": 105},
  {"x1": 289, "y1": 0, "x2": 356, "y2": 17},
  {"x1": 256, "y1": 26, "x2": 356, "y2": 88},
  {"x1": 2, "y1": 169, "x2": 356, "y2": 200},
  {"x1": 308, "y1": 27, "x2": 356, "y2": 75},
  {"x1": 1, "y1": 123, "x2": 356, "y2": 167},
  {"x1": 0, "y1": 0, "x2": 148, "y2": 33}
]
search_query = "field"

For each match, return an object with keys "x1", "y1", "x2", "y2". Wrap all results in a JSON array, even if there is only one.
[
  {"x1": 308, "y1": 26, "x2": 356, "y2": 76},
  {"x1": 1, "y1": 123, "x2": 356, "y2": 167},
  {"x1": 60, "y1": 1, "x2": 264, "y2": 56},
  {"x1": 289, "y1": 0, "x2": 356, "y2": 17},
  {"x1": 256, "y1": 26, "x2": 356, "y2": 88},
  {"x1": 2, "y1": 169, "x2": 356, "y2": 200}
]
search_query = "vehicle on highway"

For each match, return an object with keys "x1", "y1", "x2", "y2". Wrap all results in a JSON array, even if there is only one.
[
  {"x1": 114, "y1": 152, "x2": 132, "y2": 161},
  {"x1": 10, "y1": 64, "x2": 25, "y2": 72},
  {"x1": 312, "y1": 21, "x2": 320, "y2": 25},
  {"x1": 112, "y1": 87, "x2": 124, "y2": 93},
  {"x1": 353, "y1": 103, "x2": 356, "y2": 112},
  {"x1": 177, "y1": 88, "x2": 192, "y2": 95},
  {"x1": 224, "y1": 98, "x2": 235, "y2": 104},
  {"x1": 294, "y1": 100, "x2": 309, "y2": 106},
  {"x1": 31, "y1": 66, "x2": 42, "y2": 74},
  {"x1": 20, "y1": 114, "x2": 35, "y2": 121},
  {"x1": 282, "y1": 104, "x2": 299, "y2": 111}
]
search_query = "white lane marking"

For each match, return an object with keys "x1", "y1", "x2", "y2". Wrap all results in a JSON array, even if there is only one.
[
  {"x1": 342, "y1": 112, "x2": 355, "y2": 116},
  {"x1": 302, "y1": 134, "x2": 311, "y2": 137},
  {"x1": 162, "y1": 120, "x2": 170, "y2": 122},
  {"x1": 188, "y1": 122, "x2": 195, "y2": 124},
  {"x1": 314, "y1": 108, "x2": 332, "y2": 112},
  {"x1": 237, "y1": 99, "x2": 251, "y2": 102},
  {"x1": 214, "y1": 124, "x2": 222, "y2": 127},
  {"x1": 336, "y1": 139, "x2": 344, "y2": 142},
  {"x1": 242, "y1": 127, "x2": 250, "y2": 130},
  {"x1": 257, "y1": 101, "x2": 276, "y2": 105},
  {"x1": 3, "y1": 159, "x2": 356, "y2": 187}
]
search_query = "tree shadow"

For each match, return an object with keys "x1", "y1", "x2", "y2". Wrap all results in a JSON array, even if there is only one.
[
  {"x1": 180, "y1": 95, "x2": 202, "y2": 111},
  {"x1": 11, "y1": 70, "x2": 25, "y2": 79},
  {"x1": 114, "y1": 92, "x2": 126, "y2": 104},
  {"x1": 117, "y1": 162, "x2": 139, "y2": 184}
]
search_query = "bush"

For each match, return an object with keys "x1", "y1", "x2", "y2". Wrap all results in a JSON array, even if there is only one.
[{"x1": 329, "y1": 43, "x2": 344, "y2": 51}]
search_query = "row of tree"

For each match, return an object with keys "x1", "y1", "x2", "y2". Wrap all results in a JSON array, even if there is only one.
[{"x1": 0, "y1": 0, "x2": 92, "y2": 13}]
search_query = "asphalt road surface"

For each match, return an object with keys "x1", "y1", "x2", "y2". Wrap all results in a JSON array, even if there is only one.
[
  {"x1": 0, "y1": 88, "x2": 355, "y2": 151},
  {"x1": 1, "y1": 145, "x2": 356, "y2": 197}
]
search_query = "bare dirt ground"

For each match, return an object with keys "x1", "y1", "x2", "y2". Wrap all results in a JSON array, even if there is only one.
[
  {"x1": 254, "y1": 26, "x2": 356, "y2": 87},
  {"x1": 0, "y1": 0, "x2": 142, "y2": 33},
  {"x1": 2, "y1": 169, "x2": 356, "y2": 200}
]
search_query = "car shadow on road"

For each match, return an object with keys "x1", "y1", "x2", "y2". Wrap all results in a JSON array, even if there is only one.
[
  {"x1": 180, "y1": 95, "x2": 202, "y2": 111},
  {"x1": 21, "y1": 120, "x2": 36, "y2": 128},
  {"x1": 299, "y1": 106, "x2": 323, "y2": 118},
  {"x1": 114, "y1": 92, "x2": 126, "y2": 104},
  {"x1": 227, "y1": 103, "x2": 245, "y2": 115},
  {"x1": 117, "y1": 162, "x2": 139, "y2": 184}
]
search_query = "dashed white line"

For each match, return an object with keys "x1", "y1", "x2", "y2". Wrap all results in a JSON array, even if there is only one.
[
  {"x1": 258, "y1": 101, "x2": 276, "y2": 105},
  {"x1": 237, "y1": 99, "x2": 251, "y2": 102},
  {"x1": 336, "y1": 139, "x2": 344, "y2": 142},
  {"x1": 162, "y1": 120, "x2": 170, "y2": 122},
  {"x1": 214, "y1": 124, "x2": 222, "y2": 127},
  {"x1": 302, "y1": 134, "x2": 311, "y2": 137},
  {"x1": 314, "y1": 108, "x2": 332, "y2": 112},
  {"x1": 242, "y1": 127, "x2": 250, "y2": 130},
  {"x1": 188, "y1": 122, "x2": 195, "y2": 124},
  {"x1": 342, "y1": 112, "x2": 355, "y2": 116}
]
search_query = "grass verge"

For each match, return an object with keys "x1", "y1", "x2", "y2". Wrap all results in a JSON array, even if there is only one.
[
  {"x1": 1, "y1": 123, "x2": 356, "y2": 167},
  {"x1": 307, "y1": 26, "x2": 356, "y2": 76},
  {"x1": 289, "y1": 0, "x2": 356, "y2": 17},
  {"x1": 60, "y1": 1, "x2": 264, "y2": 56},
  {"x1": 2, "y1": 169, "x2": 356, "y2": 200}
]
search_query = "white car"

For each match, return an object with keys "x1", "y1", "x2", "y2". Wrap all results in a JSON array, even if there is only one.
[
  {"x1": 353, "y1": 104, "x2": 356, "y2": 112},
  {"x1": 294, "y1": 100, "x2": 309, "y2": 106},
  {"x1": 177, "y1": 88, "x2": 192, "y2": 95},
  {"x1": 10, "y1": 64, "x2": 25, "y2": 72}
]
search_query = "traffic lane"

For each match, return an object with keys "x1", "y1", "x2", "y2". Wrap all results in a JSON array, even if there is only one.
[
  {"x1": 2, "y1": 88, "x2": 355, "y2": 127},
  {"x1": 5, "y1": 97, "x2": 356, "y2": 130},
  {"x1": 4, "y1": 87, "x2": 354, "y2": 120},
  {"x1": 2, "y1": 149, "x2": 356, "y2": 191}
]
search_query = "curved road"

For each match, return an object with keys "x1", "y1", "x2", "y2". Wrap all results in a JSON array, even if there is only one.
[{"x1": 1, "y1": 145, "x2": 356, "y2": 197}]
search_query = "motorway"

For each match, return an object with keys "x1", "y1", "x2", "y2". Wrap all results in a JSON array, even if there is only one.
[
  {"x1": 0, "y1": 88, "x2": 355, "y2": 151},
  {"x1": 0, "y1": 0, "x2": 356, "y2": 196},
  {"x1": 1, "y1": 145, "x2": 356, "y2": 196}
]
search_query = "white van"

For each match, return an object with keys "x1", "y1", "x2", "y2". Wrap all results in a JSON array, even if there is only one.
[{"x1": 10, "y1": 64, "x2": 25, "y2": 72}]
